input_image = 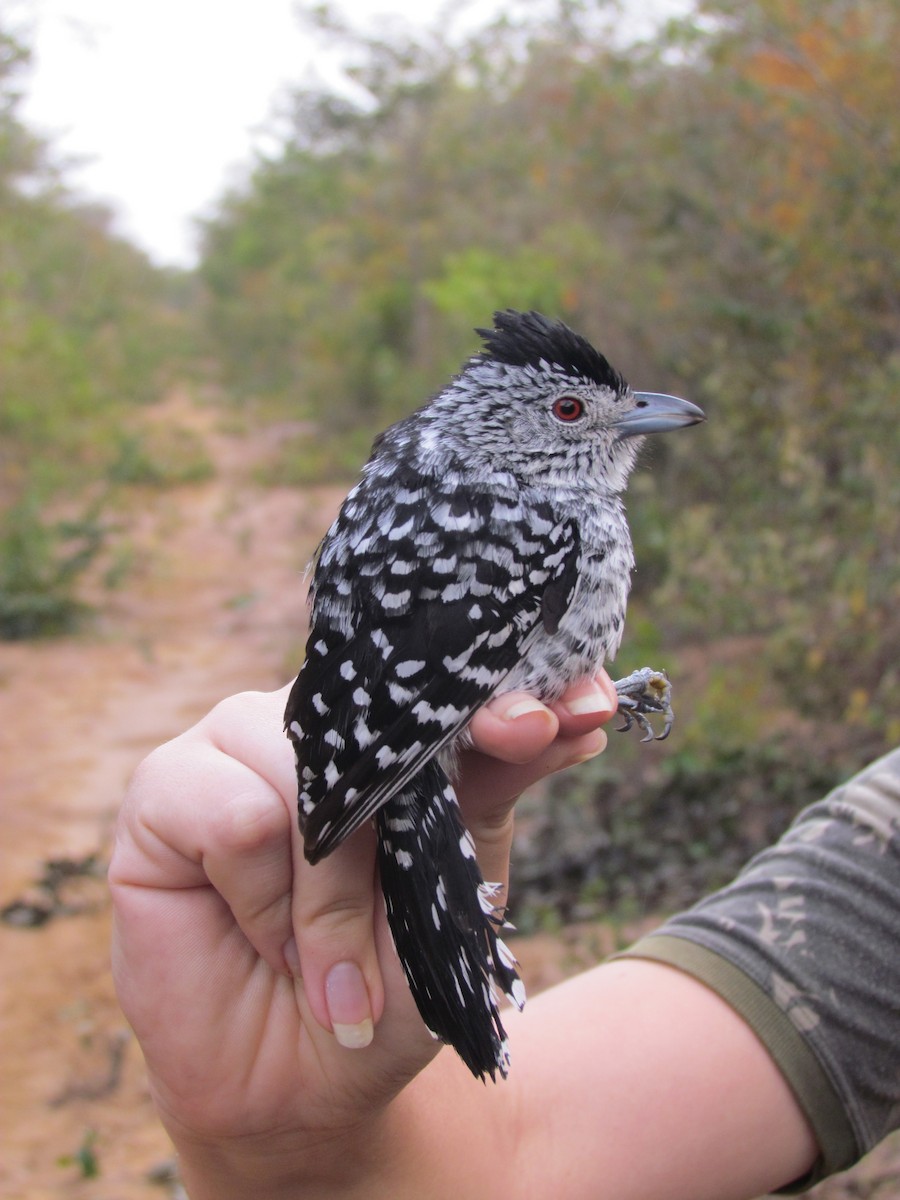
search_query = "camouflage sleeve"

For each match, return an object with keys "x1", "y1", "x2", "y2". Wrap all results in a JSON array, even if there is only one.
[{"x1": 620, "y1": 747, "x2": 900, "y2": 1191}]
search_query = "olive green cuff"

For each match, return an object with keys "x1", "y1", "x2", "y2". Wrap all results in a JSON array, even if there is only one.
[{"x1": 619, "y1": 934, "x2": 858, "y2": 1192}]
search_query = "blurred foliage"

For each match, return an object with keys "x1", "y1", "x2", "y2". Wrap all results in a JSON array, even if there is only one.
[
  {"x1": 511, "y1": 733, "x2": 845, "y2": 929},
  {"x1": 56, "y1": 1128, "x2": 100, "y2": 1180},
  {"x1": 3, "y1": 0, "x2": 898, "y2": 887},
  {"x1": 0, "y1": 494, "x2": 106, "y2": 639},
  {"x1": 106, "y1": 426, "x2": 215, "y2": 487},
  {"x1": 0, "y1": 19, "x2": 197, "y2": 635},
  {"x1": 255, "y1": 424, "x2": 376, "y2": 488},
  {"x1": 199, "y1": 0, "x2": 899, "y2": 762}
]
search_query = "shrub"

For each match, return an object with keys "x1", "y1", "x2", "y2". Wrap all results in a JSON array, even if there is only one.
[{"x1": 0, "y1": 497, "x2": 107, "y2": 639}]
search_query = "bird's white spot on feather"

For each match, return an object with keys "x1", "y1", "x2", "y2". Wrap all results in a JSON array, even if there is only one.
[
  {"x1": 376, "y1": 745, "x2": 398, "y2": 768},
  {"x1": 395, "y1": 659, "x2": 425, "y2": 678},
  {"x1": 459, "y1": 831, "x2": 476, "y2": 859},
  {"x1": 382, "y1": 590, "x2": 411, "y2": 610},
  {"x1": 388, "y1": 515, "x2": 416, "y2": 541},
  {"x1": 354, "y1": 717, "x2": 375, "y2": 748},
  {"x1": 412, "y1": 699, "x2": 462, "y2": 729}
]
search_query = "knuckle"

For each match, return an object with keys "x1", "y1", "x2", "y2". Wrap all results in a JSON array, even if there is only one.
[
  {"x1": 125, "y1": 739, "x2": 180, "y2": 795},
  {"x1": 239, "y1": 886, "x2": 292, "y2": 934},
  {"x1": 296, "y1": 882, "x2": 374, "y2": 941},
  {"x1": 213, "y1": 788, "x2": 289, "y2": 856},
  {"x1": 206, "y1": 688, "x2": 269, "y2": 731},
  {"x1": 470, "y1": 807, "x2": 515, "y2": 847}
]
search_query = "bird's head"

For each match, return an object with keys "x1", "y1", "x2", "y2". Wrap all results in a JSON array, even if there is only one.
[{"x1": 420, "y1": 309, "x2": 704, "y2": 493}]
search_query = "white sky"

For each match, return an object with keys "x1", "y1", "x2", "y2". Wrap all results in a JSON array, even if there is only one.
[
  {"x1": 13, "y1": 0, "x2": 683, "y2": 268},
  {"x1": 16, "y1": 0, "x2": 385, "y2": 265}
]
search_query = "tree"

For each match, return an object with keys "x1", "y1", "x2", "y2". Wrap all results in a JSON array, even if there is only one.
[
  {"x1": 0, "y1": 15, "x2": 193, "y2": 635},
  {"x1": 198, "y1": 0, "x2": 900, "y2": 747}
]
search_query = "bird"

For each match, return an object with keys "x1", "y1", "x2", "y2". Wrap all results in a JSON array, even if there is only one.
[{"x1": 285, "y1": 309, "x2": 704, "y2": 1081}]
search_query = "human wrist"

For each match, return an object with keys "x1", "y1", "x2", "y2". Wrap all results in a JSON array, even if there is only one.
[{"x1": 167, "y1": 1109, "x2": 395, "y2": 1200}]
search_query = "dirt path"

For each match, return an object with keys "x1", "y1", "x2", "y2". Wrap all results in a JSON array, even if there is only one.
[
  {"x1": 0, "y1": 390, "x2": 343, "y2": 1198},
  {"x1": 2, "y1": 388, "x2": 897, "y2": 1199},
  {"x1": 0, "y1": 389, "x2": 586, "y2": 1198}
]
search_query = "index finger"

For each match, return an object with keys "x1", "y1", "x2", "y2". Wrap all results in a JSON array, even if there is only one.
[
  {"x1": 110, "y1": 689, "x2": 299, "y2": 977},
  {"x1": 462, "y1": 671, "x2": 616, "y2": 812}
]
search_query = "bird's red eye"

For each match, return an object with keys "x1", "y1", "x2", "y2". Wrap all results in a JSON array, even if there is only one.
[{"x1": 551, "y1": 396, "x2": 584, "y2": 422}]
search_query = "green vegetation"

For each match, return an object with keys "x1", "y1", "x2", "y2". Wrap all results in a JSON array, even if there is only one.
[
  {"x1": 513, "y1": 734, "x2": 845, "y2": 929},
  {"x1": 0, "y1": 21, "x2": 196, "y2": 634},
  {"x1": 57, "y1": 1128, "x2": 100, "y2": 1180},
  {"x1": 0, "y1": 495, "x2": 106, "y2": 639},
  {"x1": 198, "y1": 0, "x2": 899, "y2": 773},
  {"x1": 2, "y1": 1, "x2": 898, "y2": 902}
]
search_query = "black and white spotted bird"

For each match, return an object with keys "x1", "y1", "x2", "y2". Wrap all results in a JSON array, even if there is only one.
[{"x1": 285, "y1": 309, "x2": 704, "y2": 1080}]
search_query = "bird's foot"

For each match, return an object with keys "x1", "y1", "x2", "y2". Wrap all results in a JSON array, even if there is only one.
[{"x1": 613, "y1": 668, "x2": 673, "y2": 742}]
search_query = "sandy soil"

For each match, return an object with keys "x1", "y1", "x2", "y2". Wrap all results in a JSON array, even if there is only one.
[
  {"x1": 0, "y1": 392, "x2": 344, "y2": 1198},
  {"x1": 1, "y1": 388, "x2": 897, "y2": 1199},
  {"x1": 0, "y1": 393, "x2": 590, "y2": 1199}
]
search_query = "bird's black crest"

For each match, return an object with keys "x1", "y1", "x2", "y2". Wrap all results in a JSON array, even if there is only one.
[{"x1": 475, "y1": 310, "x2": 626, "y2": 393}]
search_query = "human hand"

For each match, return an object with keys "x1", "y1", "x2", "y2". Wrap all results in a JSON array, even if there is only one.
[{"x1": 109, "y1": 674, "x2": 617, "y2": 1197}]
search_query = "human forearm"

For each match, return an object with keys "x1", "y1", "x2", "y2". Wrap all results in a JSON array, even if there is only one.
[
  {"x1": 199, "y1": 959, "x2": 812, "y2": 1200},
  {"x1": 507, "y1": 959, "x2": 817, "y2": 1200},
  {"x1": 622, "y1": 747, "x2": 900, "y2": 1187}
]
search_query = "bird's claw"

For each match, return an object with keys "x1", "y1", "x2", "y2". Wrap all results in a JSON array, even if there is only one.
[{"x1": 613, "y1": 667, "x2": 673, "y2": 742}]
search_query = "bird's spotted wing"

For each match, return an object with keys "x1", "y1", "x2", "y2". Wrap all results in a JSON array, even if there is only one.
[{"x1": 285, "y1": 471, "x2": 579, "y2": 862}]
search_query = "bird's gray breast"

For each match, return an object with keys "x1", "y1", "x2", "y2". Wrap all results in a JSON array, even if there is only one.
[{"x1": 502, "y1": 496, "x2": 633, "y2": 698}]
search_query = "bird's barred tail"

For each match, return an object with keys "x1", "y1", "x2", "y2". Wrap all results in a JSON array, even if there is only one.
[{"x1": 376, "y1": 759, "x2": 525, "y2": 1081}]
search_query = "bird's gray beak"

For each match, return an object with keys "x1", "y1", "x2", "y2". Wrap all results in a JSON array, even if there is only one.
[{"x1": 614, "y1": 392, "x2": 706, "y2": 440}]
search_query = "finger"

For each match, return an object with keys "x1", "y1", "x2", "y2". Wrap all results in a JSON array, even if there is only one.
[
  {"x1": 210, "y1": 687, "x2": 388, "y2": 1049},
  {"x1": 468, "y1": 693, "x2": 560, "y2": 765},
  {"x1": 455, "y1": 684, "x2": 605, "y2": 890},
  {"x1": 462, "y1": 673, "x2": 615, "y2": 819},
  {"x1": 469, "y1": 670, "x2": 617, "y2": 766},
  {"x1": 193, "y1": 690, "x2": 302, "y2": 973},
  {"x1": 113, "y1": 698, "x2": 299, "y2": 979},
  {"x1": 290, "y1": 817, "x2": 386, "y2": 1051},
  {"x1": 196, "y1": 764, "x2": 295, "y2": 976},
  {"x1": 201, "y1": 686, "x2": 298, "y2": 806},
  {"x1": 548, "y1": 670, "x2": 619, "y2": 738}
]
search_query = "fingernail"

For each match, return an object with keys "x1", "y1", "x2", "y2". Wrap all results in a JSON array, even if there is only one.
[
  {"x1": 561, "y1": 685, "x2": 615, "y2": 718},
  {"x1": 326, "y1": 962, "x2": 374, "y2": 1049},
  {"x1": 499, "y1": 696, "x2": 552, "y2": 722}
]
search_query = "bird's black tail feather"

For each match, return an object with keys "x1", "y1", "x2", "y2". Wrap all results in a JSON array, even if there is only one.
[{"x1": 376, "y1": 759, "x2": 524, "y2": 1081}]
